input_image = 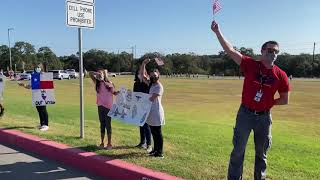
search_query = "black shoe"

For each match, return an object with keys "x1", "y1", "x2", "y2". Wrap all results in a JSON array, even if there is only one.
[
  {"x1": 154, "y1": 152, "x2": 164, "y2": 158},
  {"x1": 148, "y1": 150, "x2": 157, "y2": 156},
  {"x1": 0, "y1": 107, "x2": 4, "y2": 117},
  {"x1": 135, "y1": 143, "x2": 147, "y2": 149}
]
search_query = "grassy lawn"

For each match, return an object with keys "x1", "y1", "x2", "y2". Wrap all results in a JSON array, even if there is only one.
[{"x1": 0, "y1": 76, "x2": 319, "y2": 179}]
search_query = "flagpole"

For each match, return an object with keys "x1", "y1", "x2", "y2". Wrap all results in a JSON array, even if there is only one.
[{"x1": 212, "y1": 0, "x2": 215, "y2": 20}]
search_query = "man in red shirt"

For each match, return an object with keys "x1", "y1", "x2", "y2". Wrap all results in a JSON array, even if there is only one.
[{"x1": 211, "y1": 21, "x2": 290, "y2": 180}]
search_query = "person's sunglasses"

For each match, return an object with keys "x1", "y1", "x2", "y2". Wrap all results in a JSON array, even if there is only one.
[{"x1": 266, "y1": 48, "x2": 279, "y2": 54}]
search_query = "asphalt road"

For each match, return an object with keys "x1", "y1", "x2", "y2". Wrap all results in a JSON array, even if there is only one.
[{"x1": 0, "y1": 142, "x2": 105, "y2": 180}]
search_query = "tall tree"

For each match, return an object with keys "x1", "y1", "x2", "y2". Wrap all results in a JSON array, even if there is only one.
[
  {"x1": 0, "y1": 45, "x2": 9, "y2": 70},
  {"x1": 13, "y1": 41, "x2": 37, "y2": 71},
  {"x1": 37, "y1": 46, "x2": 63, "y2": 71}
]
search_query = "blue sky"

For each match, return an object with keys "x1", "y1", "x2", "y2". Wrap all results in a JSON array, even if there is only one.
[{"x1": 1, "y1": 0, "x2": 319, "y2": 57}]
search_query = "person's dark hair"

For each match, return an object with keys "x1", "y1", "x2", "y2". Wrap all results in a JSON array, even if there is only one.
[
  {"x1": 261, "y1": 41, "x2": 279, "y2": 50},
  {"x1": 134, "y1": 69, "x2": 140, "y2": 82}
]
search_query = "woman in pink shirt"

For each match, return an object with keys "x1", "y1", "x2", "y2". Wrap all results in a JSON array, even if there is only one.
[{"x1": 90, "y1": 69, "x2": 117, "y2": 150}]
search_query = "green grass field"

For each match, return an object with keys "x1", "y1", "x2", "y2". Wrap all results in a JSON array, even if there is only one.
[{"x1": 0, "y1": 76, "x2": 319, "y2": 179}]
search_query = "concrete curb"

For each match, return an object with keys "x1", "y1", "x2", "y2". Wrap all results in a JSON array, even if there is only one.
[{"x1": 0, "y1": 128, "x2": 184, "y2": 180}]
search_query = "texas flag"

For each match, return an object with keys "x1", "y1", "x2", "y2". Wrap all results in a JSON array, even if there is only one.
[{"x1": 31, "y1": 72, "x2": 56, "y2": 106}]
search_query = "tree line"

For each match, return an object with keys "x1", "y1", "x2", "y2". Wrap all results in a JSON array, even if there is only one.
[{"x1": 0, "y1": 41, "x2": 319, "y2": 77}]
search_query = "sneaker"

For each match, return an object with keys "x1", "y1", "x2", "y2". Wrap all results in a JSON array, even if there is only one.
[
  {"x1": 135, "y1": 143, "x2": 147, "y2": 149},
  {"x1": 148, "y1": 150, "x2": 157, "y2": 156},
  {"x1": 98, "y1": 143, "x2": 105, "y2": 149},
  {"x1": 37, "y1": 125, "x2": 43, "y2": 129},
  {"x1": 40, "y1": 125, "x2": 49, "y2": 131},
  {"x1": 154, "y1": 153, "x2": 164, "y2": 159},
  {"x1": 146, "y1": 145, "x2": 153, "y2": 153},
  {"x1": 105, "y1": 144, "x2": 112, "y2": 150}
]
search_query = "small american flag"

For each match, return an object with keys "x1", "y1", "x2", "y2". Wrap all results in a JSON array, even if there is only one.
[
  {"x1": 154, "y1": 57, "x2": 164, "y2": 66},
  {"x1": 213, "y1": 0, "x2": 222, "y2": 15}
]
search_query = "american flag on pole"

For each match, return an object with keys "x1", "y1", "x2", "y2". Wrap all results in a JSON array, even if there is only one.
[
  {"x1": 154, "y1": 57, "x2": 164, "y2": 66},
  {"x1": 31, "y1": 72, "x2": 56, "y2": 106},
  {"x1": 213, "y1": 0, "x2": 222, "y2": 15}
]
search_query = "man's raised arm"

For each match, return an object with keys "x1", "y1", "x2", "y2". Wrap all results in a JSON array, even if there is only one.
[{"x1": 211, "y1": 21, "x2": 243, "y2": 65}]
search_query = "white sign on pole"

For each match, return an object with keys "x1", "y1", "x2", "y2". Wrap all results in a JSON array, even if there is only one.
[
  {"x1": 66, "y1": 1, "x2": 95, "y2": 28},
  {"x1": 65, "y1": 0, "x2": 94, "y2": 138},
  {"x1": 68, "y1": 0, "x2": 94, "y2": 4}
]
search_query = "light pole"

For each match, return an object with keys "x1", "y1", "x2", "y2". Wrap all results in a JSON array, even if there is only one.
[{"x1": 8, "y1": 28, "x2": 14, "y2": 71}]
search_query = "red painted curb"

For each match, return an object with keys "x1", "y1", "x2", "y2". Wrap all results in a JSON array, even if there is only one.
[{"x1": 0, "y1": 128, "x2": 184, "y2": 180}]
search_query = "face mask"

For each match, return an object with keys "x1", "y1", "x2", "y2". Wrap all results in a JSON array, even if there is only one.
[
  {"x1": 150, "y1": 76, "x2": 159, "y2": 83},
  {"x1": 266, "y1": 53, "x2": 277, "y2": 63},
  {"x1": 35, "y1": 67, "x2": 41, "y2": 73}
]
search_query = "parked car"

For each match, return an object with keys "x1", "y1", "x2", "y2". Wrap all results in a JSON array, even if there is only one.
[
  {"x1": 25, "y1": 70, "x2": 34, "y2": 74},
  {"x1": 66, "y1": 69, "x2": 79, "y2": 79},
  {"x1": 14, "y1": 73, "x2": 22, "y2": 80},
  {"x1": 48, "y1": 70, "x2": 70, "y2": 80},
  {"x1": 19, "y1": 73, "x2": 31, "y2": 80},
  {"x1": 108, "y1": 72, "x2": 117, "y2": 77}
]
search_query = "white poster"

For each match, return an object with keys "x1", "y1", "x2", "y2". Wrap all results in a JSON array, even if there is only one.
[
  {"x1": 31, "y1": 72, "x2": 56, "y2": 106},
  {"x1": 108, "y1": 87, "x2": 152, "y2": 126},
  {"x1": 32, "y1": 89, "x2": 56, "y2": 106},
  {"x1": 0, "y1": 75, "x2": 5, "y2": 101}
]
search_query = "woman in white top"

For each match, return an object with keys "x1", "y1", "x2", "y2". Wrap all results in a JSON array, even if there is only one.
[{"x1": 140, "y1": 59, "x2": 165, "y2": 158}]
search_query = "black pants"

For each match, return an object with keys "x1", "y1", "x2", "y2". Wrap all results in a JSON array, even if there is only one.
[
  {"x1": 98, "y1": 106, "x2": 112, "y2": 136},
  {"x1": 150, "y1": 126, "x2": 163, "y2": 154},
  {"x1": 36, "y1": 106, "x2": 48, "y2": 126},
  {"x1": 139, "y1": 123, "x2": 151, "y2": 146}
]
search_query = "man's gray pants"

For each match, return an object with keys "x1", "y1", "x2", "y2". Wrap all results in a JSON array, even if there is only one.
[{"x1": 228, "y1": 105, "x2": 272, "y2": 180}]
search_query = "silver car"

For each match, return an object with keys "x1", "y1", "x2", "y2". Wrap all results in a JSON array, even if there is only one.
[{"x1": 48, "y1": 70, "x2": 70, "y2": 80}]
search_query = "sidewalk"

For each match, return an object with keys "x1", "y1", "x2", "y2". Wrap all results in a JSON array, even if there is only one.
[{"x1": 0, "y1": 127, "x2": 183, "y2": 180}]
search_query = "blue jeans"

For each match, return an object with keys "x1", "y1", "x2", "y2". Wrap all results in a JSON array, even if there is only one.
[{"x1": 228, "y1": 105, "x2": 272, "y2": 180}]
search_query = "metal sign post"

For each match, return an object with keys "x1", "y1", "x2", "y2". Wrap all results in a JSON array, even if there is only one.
[
  {"x1": 78, "y1": 28, "x2": 84, "y2": 138},
  {"x1": 66, "y1": 0, "x2": 94, "y2": 139}
]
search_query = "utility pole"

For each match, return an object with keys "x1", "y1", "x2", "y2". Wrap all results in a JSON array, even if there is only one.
[
  {"x1": 117, "y1": 49, "x2": 120, "y2": 74},
  {"x1": 8, "y1": 28, "x2": 14, "y2": 71},
  {"x1": 313, "y1": 42, "x2": 316, "y2": 63},
  {"x1": 22, "y1": 61, "x2": 25, "y2": 72},
  {"x1": 131, "y1": 46, "x2": 135, "y2": 73},
  {"x1": 134, "y1": 45, "x2": 137, "y2": 62}
]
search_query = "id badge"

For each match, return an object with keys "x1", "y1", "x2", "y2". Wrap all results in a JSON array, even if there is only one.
[{"x1": 254, "y1": 90, "x2": 263, "y2": 102}]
